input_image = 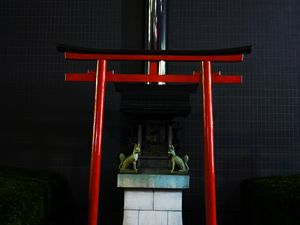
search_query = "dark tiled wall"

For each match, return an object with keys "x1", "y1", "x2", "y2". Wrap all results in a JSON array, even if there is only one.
[
  {"x1": 0, "y1": 0, "x2": 122, "y2": 224},
  {"x1": 167, "y1": 1, "x2": 300, "y2": 224},
  {"x1": 1, "y1": 0, "x2": 300, "y2": 225}
]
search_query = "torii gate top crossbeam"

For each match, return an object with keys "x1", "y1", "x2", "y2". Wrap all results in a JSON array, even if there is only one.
[
  {"x1": 57, "y1": 43, "x2": 251, "y2": 62},
  {"x1": 57, "y1": 44, "x2": 251, "y2": 84}
]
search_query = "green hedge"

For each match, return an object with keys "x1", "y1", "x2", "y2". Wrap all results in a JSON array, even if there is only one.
[
  {"x1": 241, "y1": 175, "x2": 300, "y2": 225},
  {"x1": 0, "y1": 167, "x2": 79, "y2": 225}
]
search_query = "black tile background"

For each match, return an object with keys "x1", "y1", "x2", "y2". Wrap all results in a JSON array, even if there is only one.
[{"x1": 1, "y1": 0, "x2": 300, "y2": 225}]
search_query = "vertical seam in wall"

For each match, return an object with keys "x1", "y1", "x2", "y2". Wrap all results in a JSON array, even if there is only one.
[
  {"x1": 152, "y1": 189, "x2": 154, "y2": 210},
  {"x1": 167, "y1": 211, "x2": 169, "y2": 225},
  {"x1": 180, "y1": 191, "x2": 182, "y2": 210},
  {"x1": 137, "y1": 210, "x2": 140, "y2": 225}
]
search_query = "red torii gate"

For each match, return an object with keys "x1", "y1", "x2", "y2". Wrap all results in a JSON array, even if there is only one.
[{"x1": 57, "y1": 44, "x2": 251, "y2": 225}]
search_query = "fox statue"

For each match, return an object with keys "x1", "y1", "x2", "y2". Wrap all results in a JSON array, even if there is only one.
[
  {"x1": 119, "y1": 144, "x2": 141, "y2": 173},
  {"x1": 168, "y1": 145, "x2": 189, "y2": 173}
]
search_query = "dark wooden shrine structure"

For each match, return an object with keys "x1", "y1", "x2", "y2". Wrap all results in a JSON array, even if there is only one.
[{"x1": 57, "y1": 44, "x2": 251, "y2": 225}]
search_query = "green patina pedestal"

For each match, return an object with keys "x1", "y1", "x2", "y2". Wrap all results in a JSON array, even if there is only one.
[{"x1": 118, "y1": 174, "x2": 189, "y2": 189}]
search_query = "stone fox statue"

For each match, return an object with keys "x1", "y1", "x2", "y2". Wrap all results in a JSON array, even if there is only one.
[
  {"x1": 119, "y1": 144, "x2": 141, "y2": 172},
  {"x1": 168, "y1": 145, "x2": 189, "y2": 173}
]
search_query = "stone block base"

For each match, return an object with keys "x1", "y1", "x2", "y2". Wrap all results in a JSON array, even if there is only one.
[{"x1": 122, "y1": 189, "x2": 183, "y2": 225}]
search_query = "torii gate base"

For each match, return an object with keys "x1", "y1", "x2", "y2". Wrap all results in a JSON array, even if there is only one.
[{"x1": 57, "y1": 44, "x2": 251, "y2": 225}]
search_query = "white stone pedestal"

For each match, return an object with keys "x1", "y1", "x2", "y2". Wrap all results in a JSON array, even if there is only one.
[
  {"x1": 118, "y1": 174, "x2": 189, "y2": 225},
  {"x1": 123, "y1": 189, "x2": 183, "y2": 225}
]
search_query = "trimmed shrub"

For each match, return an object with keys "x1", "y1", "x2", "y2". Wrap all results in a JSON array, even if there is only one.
[
  {"x1": 241, "y1": 175, "x2": 300, "y2": 225},
  {"x1": 0, "y1": 167, "x2": 78, "y2": 225}
]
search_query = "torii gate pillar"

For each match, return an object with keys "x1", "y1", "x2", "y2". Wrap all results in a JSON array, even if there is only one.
[
  {"x1": 87, "y1": 60, "x2": 107, "y2": 225},
  {"x1": 202, "y1": 61, "x2": 217, "y2": 225}
]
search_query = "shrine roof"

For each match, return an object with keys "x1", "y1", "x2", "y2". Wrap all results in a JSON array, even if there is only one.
[{"x1": 56, "y1": 43, "x2": 251, "y2": 56}]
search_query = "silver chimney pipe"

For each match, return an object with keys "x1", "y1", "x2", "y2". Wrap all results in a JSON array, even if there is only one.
[{"x1": 146, "y1": 0, "x2": 167, "y2": 79}]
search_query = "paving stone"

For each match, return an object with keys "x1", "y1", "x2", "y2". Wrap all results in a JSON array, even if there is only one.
[
  {"x1": 154, "y1": 190, "x2": 182, "y2": 210},
  {"x1": 123, "y1": 210, "x2": 138, "y2": 225},
  {"x1": 139, "y1": 211, "x2": 168, "y2": 225},
  {"x1": 168, "y1": 211, "x2": 183, "y2": 225},
  {"x1": 124, "y1": 190, "x2": 154, "y2": 210}
]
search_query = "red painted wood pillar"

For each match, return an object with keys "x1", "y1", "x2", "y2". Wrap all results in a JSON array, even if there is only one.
[
  {"x1": 202, "y1": 61, "x2": 217, "y2": 225},
  {"x1": 87, "y1": 60, "x2": 107, "y2": 225}
]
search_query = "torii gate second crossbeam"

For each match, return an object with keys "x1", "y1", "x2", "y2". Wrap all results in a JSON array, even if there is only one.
[{"x1": 57, "y1": 44, "x2": 251, "y2": 225}]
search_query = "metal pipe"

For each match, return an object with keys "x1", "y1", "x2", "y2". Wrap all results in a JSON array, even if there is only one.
[
  {"x1": 138, "y1": 124, "x2": 143, "y2": 148},
  {"x1": 168, "y1": 125, "x2": 172, "y2": 146},
  {"x1": 146, "y1": 0, "x2": 167, "y2": 79}
]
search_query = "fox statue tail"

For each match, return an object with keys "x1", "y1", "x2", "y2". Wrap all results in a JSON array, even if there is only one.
[
  {"x1": 119, "y1": 153, "x2": 125, "y2": 169},
  {"x1": 183, "y1": 154, "x2": 189, "y2": 171}
]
